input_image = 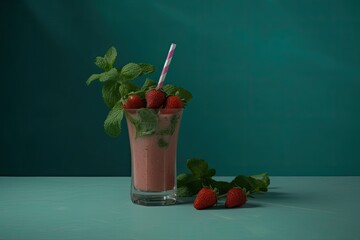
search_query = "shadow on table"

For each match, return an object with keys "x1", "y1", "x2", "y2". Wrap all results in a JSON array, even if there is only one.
[
  {"x1": 251, "y1": 188, "x2": 296, "y2": 200},
  {"x1": 176, "y1": 197, "x2": 196, "y2": 205}
]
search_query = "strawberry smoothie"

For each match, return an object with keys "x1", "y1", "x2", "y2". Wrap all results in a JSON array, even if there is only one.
[{"x1": 126, "y1": 109, "x2": 183, "y2": 192}]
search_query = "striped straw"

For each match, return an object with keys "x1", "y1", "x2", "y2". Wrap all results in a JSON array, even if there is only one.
[{"x1": 157, "y1": 43, "x2": 176, "y2": 89}]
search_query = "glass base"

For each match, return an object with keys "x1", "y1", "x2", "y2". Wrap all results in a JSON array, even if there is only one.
[{"x1": 131, "y1": 188, "x2": 177, "y2": 206}]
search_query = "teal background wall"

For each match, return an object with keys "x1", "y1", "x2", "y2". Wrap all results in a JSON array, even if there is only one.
[{"x1": 1, "y1": 0, "x2": 359, "y2": 176}]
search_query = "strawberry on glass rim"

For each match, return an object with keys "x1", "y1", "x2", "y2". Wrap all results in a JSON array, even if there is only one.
[
  {"x1": 145, "y1": 89, "x2": 166, "y2": 109},
  {"x1": 160, "y1": 95, "x2": 184, "y2": 114}
]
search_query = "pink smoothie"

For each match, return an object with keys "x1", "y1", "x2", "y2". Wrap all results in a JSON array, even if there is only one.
[{"x1": 126, "y1": 110, "x2": 183, "y2": 192}]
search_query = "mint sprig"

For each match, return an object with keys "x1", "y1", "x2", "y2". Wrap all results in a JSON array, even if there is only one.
[
  {"x1": 177, "y1": 159, "x2": 270, "y2": 197},
  {"x1": 86, "y1": 46, "x2": 156, "y2": 137},
  {"x1": 87, "y1": 46, "x2": 192, "y2": 138}
]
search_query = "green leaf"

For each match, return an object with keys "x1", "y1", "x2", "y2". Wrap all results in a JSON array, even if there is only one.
[
  {"x1": 158, "y1": 138, "x2": 169, "y2": 148},
  {"x1": 120, "y1": 63, "x2": 142, "y2": 81},
  {"x1": 120, "y1": 82, "x2": 142, "y2": 99},
  {"x1": 251, "y1": 172, "x2": 270, "y2": 188},
  {"x1": 99, "y1": 68, "x2": 118, "y2": 82},
  {"x1": 104, "y1": 101, "x2": 124, "y2": 137},
  {"x1": 95, "y1": 56, "x2": 108, "y2": 71},
  {"x1": 86, "y1": 73, "x2": 101, "y2": 85},
  {"x1": 156, "y1": 113, "x2": 180, "y2": 136},
  {"x1": 176, "y1": 173, "x2": 203, "y2": 197},
  {"x1": 126, "y1": 109, "x2": 159, "y2": 137},
  {"x1": 176, "y1": 159, "x2": 270, "y2": 197},
  {"x1": 104, "y1": 46, "x2": 117, "y2": 67},
  {"x1": 163, "y1": 84, "x2": 192, "y2": 103},
  {"x1": 208, "y1": 179, "x2": 233, "y2": 195},
  {"x1": 204, "y1": 168, "x2": 216, "y2": 178},
  {"x1": 95, "y1": 47, "x2": 117, "y2": 71},
  {"x1": 129, "y1": 82, "x2": 141, "y2": 91},
  {"x1": 187, "y1": 158, "x2": 209, "y2": 178},
  {"x1": 119, "y1": 84, "x2": 130, "y2": 97},
  {"x1": 138, "y1": 63, "x2": 156, "y2": 75},
  {"x1": 231, "y1": 174, "x2": 270, "y2": 194},
  {"x1": 141, "y1": 78, "x2": 157, "y2": 90},
  {"x1": 177, "y1": 185, "x2": 201, "y2": 197},
  {"x1": 102, "y1": 81, "x2": 121, "y2": 108},
  {"x1": 177, "y1": 173, "x2": 196, "y2": 187}
]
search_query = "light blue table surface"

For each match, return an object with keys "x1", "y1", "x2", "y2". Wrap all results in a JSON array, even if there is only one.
[{"x1": 0, "y1": 177, "x2": 359, "y2": 240}]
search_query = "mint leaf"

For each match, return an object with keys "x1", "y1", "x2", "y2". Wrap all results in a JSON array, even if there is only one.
[
  {"x1": 95, "y1": 57, "x2": 109, "y2": 71},
  {"x1": 156, "y1": 113, "x2": 179, "y2": 136},
  {"x1": 231, "y1": 175, "x2": 270, "y2": 194},
  {"x1": 251, "y1": 173, "x2": 270, "y2": 189},
  {"x1": 138, "y1": 63, "x2": 156, "y2": 75},
  {"x1": 95, "y1": 47, "x2": 117, "y2": 71},
  {"x1": 99, "y1": 68, "x2": 118, "y2": 82},
  {"x1": 177, "y1": 184, "x2": 202, "y2": 197},
  {"x1": 104, "y1": 101, "x2": 124, "y2": 137},
  {"x1": 176, "y1": 159, "x2": 270, "y2": 197},
  {"x1": 141, "y1": 78, "x2": 156, "y2": 90},
  {"x1": 204, "y1": 168, "x2": 216, "y2": 178},
  {"x1": 208, "y1": 179, "x2": 233, "y2": 195},
  {"x1": 163, "y1": 84, "x2": 192, "y2": 103},
  {"x1": 126, "y1": 109, "x2": 159, "y2": 138},
  {"x1": 158, "y1": 138, "x2": 169, "y2": 148},
  {"x1": 104, "y1": 46, "x2": 117, "y2": 67},
  {"x1": 126, "y1": 82, "x2": 141, "y2": 92},
  {"x1": 177, "y1": 173, "x2": 203, "y2": 197},
  {"x1": 102, "y1": 81, "x2": 121, "y2": 108},
  {"x1": 177, "y1": 173, "x2": 197, "y2": 187},
  {"x1": 119, "y1": 84, "x2": 130, "y2": 97},
  {"x1": 120, "y1": 63, "x2": 142, "y2": 81},
  {"x1": 86, "y1": 73, "x2": 101, "y2": 85},
  {"x1": 187, "y1": 158, "x2": 209, "y2": 178},
  {"x1": 131, "y1": 78, "x2": 156, "y2": 99}
]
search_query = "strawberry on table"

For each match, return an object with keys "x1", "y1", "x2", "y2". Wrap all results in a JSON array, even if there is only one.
[
  {"x1": 123, "y1": 94, "x2": 144, "y2": 109},
  {"x1": 225, "y1": 187, "x2": 247, "y2": 208},
  {"x1": 193, "y1": 187, "x2": 218, "y2": 210},
  {"x1": 145, "y1": 89, "x2": 166, "y2": 108}
]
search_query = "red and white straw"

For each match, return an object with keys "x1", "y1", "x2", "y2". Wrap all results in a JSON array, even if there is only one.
[{"x1": 157, "y1": 43, "x2": 176, "y2": 89}]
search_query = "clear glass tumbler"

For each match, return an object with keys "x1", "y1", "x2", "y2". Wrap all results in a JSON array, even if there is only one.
[{"x1": 125, "y1": 108, "x2": 183, "y2": 206}]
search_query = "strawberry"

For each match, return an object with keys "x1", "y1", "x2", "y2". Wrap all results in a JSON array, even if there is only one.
[
  {"x1": 164, "y1": 95, "x2": 183, "y2": 109},
  {"x1": 161, "y1": 95, "x2": 184, "y2": 114},
  {"x1": 225, "y1": 188, "x2": 247, "y2": 208},
  {"x1": 145, "y1": 89, "x2": 166, "y2": 108},
  {"x1": 123, "y1": 94, "x2": 144, "y2": 109},
  {"x1": 193, "y1": 187, "x2": 217, "y2": 210}
]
